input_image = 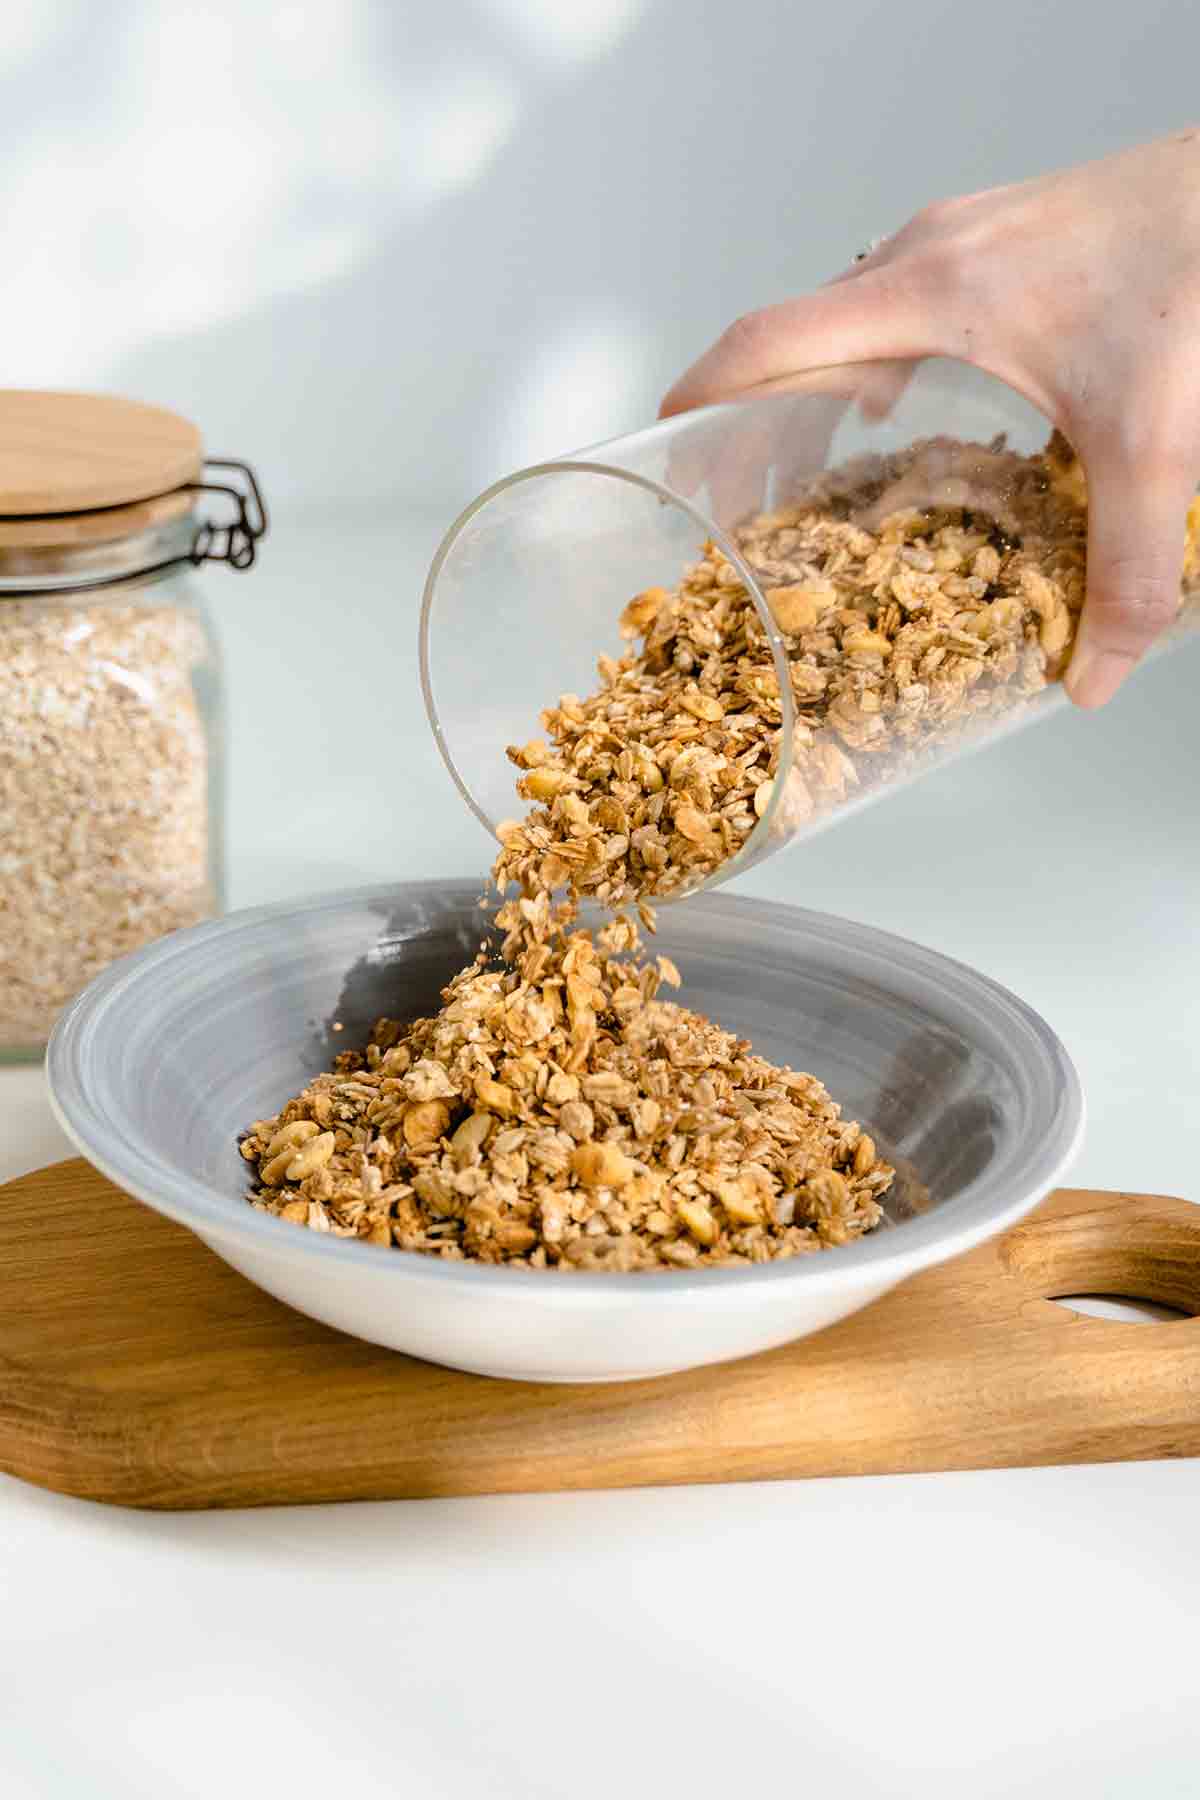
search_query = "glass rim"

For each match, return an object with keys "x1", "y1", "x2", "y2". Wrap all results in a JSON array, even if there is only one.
[{"x1": 418, "y1": 452, "x2": 797, "y2": 903}]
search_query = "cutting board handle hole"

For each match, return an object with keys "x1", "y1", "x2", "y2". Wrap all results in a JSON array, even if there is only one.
[
  {"x1": 1000, "y1": 1203, "x2": 1200, "y2": 1321},
  {"x1": 1048, "y1": 1293, "x2": 1190, "y2": 1324}
]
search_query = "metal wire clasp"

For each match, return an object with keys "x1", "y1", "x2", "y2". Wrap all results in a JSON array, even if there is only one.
[{"x1": 186, "y1": 459, "x2": 269, "y2": 571}]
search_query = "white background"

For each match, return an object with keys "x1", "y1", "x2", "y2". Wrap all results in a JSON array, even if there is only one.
[
  {"x1": 2, "y1": 0, "x2": 1199, "y2": 513},
  {"x1": 3, "y1": 2, "x2": 1200, "y2": 1795}
]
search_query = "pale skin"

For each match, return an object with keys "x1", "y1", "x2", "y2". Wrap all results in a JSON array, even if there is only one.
[{"x1": 660, "y1": 130, "x2": 1200, "y2": 708}]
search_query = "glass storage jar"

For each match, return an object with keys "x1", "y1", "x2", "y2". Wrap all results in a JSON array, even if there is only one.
[
  {"x1": 420, "y1": 357, "x2": 1200, "y2": 904},
  {"x1": 0, "y1": 390, "x2": 266, "y2": 1060}
]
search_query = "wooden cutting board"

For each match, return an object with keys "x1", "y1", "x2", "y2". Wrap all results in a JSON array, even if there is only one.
[{"x1": 1, "y1": 1160, "x2": 1198, "y2": 1511}]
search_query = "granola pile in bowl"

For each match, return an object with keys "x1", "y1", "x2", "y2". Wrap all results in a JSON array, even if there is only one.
[
  {"x1": 46, "y1": 880, "x2": 1083, "y2": 1382},
  {"x1": 238, "y1": 889, "x2": 898, "y2": 1274}
]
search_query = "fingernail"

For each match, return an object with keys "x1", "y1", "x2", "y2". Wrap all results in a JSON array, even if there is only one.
[{"x1": 1064, "y1": 645, "x2": 1134, "y2": 709}]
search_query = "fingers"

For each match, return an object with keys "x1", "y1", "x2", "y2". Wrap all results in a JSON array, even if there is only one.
[
  {"x1": 1065, "y1": 448, "x2": 1194, "y2": 708},
  {"x1": 659, "y1": 269, "x2": 940, "y2": 418},
  {"x1": 763, "y1": 391, "x2": 852, "y2": 511},
  {"x1": 664, "y1": 388, "x2": 849, "y2": 527},
  {"x1": 691, "y1": 412, "x2": 780, "y2": 530},
  {"x1": 661, "y1": 405, "x2": 772, "y2": 521},
  {"x1": 855, "y1": 358, "x2": 918, "y2": 421}
]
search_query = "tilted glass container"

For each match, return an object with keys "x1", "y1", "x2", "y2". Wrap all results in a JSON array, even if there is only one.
[
  {"x1": 420, "y1": 357, "x2": 1199, "y2": 902},
  {"x1": 0, "y1": 390, "x2": 266, "y2": 1059}
]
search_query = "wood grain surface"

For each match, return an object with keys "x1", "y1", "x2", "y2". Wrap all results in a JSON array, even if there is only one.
[
  {"x1": 0, "y1": 487, "x2": 193, "y2": 549},
  {"x1": 1, "y1": 1161, "x2": 1197, "y2": 1511},
  {"x1": 0, "y1": 390, "x2": 202, "y2": 514}
]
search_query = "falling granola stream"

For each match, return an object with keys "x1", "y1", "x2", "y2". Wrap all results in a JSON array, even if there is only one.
[{"x1": 242, "y1": 430, "x2": 1199, "y2": 1269}]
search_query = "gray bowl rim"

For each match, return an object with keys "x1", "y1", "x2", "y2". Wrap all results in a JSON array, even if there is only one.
[{"x1": 46, "y1": 879, "x2": 1085, "y2": 1300}]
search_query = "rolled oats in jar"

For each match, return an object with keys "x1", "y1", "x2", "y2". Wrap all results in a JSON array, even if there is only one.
[{"x1": 0, "y1": 390, "x2": 266, "y2": 1058}]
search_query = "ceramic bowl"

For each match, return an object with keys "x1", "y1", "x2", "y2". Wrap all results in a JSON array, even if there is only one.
[{"x1": 46, "y1": 881, "x2": 1084, "y2": 1382}]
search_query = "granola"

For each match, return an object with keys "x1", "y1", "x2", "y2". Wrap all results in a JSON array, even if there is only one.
[
  {"x1": 243, "y1": 889, "x2": 894, "y2": 1269},
  {"x1": 494, "y1": 431, "x2": 1200, "y2": 903}
]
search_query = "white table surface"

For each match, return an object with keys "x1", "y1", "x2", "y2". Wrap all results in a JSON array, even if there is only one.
[{"x1": 3, "y1": 510, "x2": 1198, "y2": 1798}]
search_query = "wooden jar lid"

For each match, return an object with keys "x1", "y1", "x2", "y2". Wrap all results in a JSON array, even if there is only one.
[
  {"x1": 0, "y1": 489, "x2": 196, "y2": 552},
  {"x1": 0, "y1": 390, "x2": 203, "y2": 517}
]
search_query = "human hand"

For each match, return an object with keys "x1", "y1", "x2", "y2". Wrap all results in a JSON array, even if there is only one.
[{"x1": 661, "y1": 131, "x2": 1200, "y2": 707}]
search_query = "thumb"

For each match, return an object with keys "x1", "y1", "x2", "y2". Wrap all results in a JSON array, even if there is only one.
[{"x1": 1065, "y1": 448, "x2": 1194, "y2": 709}]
